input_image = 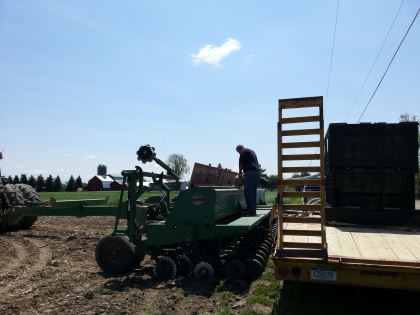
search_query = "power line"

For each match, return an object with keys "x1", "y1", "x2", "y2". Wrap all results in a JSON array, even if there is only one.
[
  {"x1": 357, "y1": 7, "x2": 419, "y2": 122},
  {"x1": 325, "y1": 0, "x2": 340, "y2": 104},
  {"x1": 345, "y1": 0, "x2": 405, "y2": 122},
  {"x1": 310, "y1": 0, "x2": 340, "y2": 167}
]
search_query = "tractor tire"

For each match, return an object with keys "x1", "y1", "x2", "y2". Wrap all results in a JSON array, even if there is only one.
[
  {"x1": 153, "y1": 256, "x2": 177, "y2": 280},
  {"x1": 193, "y1": 261, "x2": 215, "y2": 281},
  {"x1": 15, "y1": 184, "x2": 39, "y2": 229},
  {"x1": 95, "y1": 235, "x2": 135, "y2": 275},
  {"x1": 1, "y1": 184, "x2": 25, "y2": 232}
]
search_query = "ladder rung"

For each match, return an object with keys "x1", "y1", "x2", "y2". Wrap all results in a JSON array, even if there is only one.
[
  {"x1": 282, "y1": 204, "x2": 321, "y2": 211},
  {"x1": 283, "y1": 216, "x2": 322, "y2": 224},
  {"x1": 283, "y1": 242, "x2": 323, "y2": 249},
  {"x1": 279, "y1": 97, "x2": 323, "y2": 109},
  {"x1": 276, "y1": 248, "x2": 327, "y2": 259},
  {"x1": 282, "y1": 166, "x2": 321, "y2": 173},
  {"x1": 282, "y1": 191, "x2": 320, "y2": 198},
  {"x1": 281, "y1": 179, "x2": 320, "y2": 186},
  {"x1": 282, "y1": 154, "x2": 320, "y2": 161},
  {"x1": 281, "y1": 129, "x2": 321, "y2": 136},
  {"x1": 283, "y1": 141, "x2": 320, "y2": 148},
  {"x1": 281, "y1": 116, "x2": 320, "y2": 124},
  {"x1": 283, "y1": 229, "x2": 322, "y2": 237}
]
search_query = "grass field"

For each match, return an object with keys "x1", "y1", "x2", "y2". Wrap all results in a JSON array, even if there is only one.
[
  {"x1": 39, "y1": 189, "x2": 282, "y2": 206},
  {"x1": 38, "y1": 190, "x2": 178, "y2": 206}
]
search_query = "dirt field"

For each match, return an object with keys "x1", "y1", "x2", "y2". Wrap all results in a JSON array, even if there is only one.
[{"x1": 0, "y1": 216, "x2": 276, "y2": 315}]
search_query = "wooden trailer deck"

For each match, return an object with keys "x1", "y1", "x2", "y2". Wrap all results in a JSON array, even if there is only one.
[
  {"x1": 274, "y1": 223, "x2": 420, "y2": 291},
  {"x1": 283, "y1": 223, "x2": 420, "y2": 264}
]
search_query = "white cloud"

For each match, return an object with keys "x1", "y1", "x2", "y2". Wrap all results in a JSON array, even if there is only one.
[
  {"x1": 15, "y1": 164, "x2": 28, "y2": 169},
  {"x1": 85, "y1": 154, "x2": 97, "y2": 159},
  {"x1": 191, "y1": 38, "x2": 242, "y2": 66}
]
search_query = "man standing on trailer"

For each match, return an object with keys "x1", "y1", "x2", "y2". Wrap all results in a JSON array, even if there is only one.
[{"x1": 236, "y1": 145, "x2": 261, "y2": 216}]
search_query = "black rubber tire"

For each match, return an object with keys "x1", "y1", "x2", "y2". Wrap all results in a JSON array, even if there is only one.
[
  {"x1": 225, "y1": 258, "x2": 246, "y2": 280},
  {"x1": 253, "y1": 252, "x2": 267, "y2": 266},
  {"x1": 176, "y1": 254, "x2": 193, "y2": 277},
  {"x1": 193, "y1": 261, "x2": 215, "y2": 281},
  {"x1": 255, "y1": 248, "x2": 269, "y2": 262},
  {"x1": 95, "y1": 235, "x2": 135, "y2": 275},
  {"x1": 15, "y1": 184, "x2": 39, "y2": 229},
  {"x1": 153, "y1": 256, "x2": 177, "y2": 280},
  {"x1": 1, "y1": 184, "x2": 25, "y2": 232},
  {"x1": 260, "y1": 243, "x2": 271, "y2": 257},
  {"x1": 246, "y1": 258, "x2": 264, "y2": 281}
]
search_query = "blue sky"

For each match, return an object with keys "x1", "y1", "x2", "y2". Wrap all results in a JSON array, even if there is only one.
[{"x1": 1, "y1": 0, "x2": 419, "y2": 181}]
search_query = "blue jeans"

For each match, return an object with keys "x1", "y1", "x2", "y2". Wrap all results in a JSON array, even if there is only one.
[{"x1": 244, "y1": 170, "x2": 260, "y2": 216}]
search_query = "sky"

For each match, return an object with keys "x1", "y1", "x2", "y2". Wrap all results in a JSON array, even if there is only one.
[{"x1": 1, "y1": 0, "x2": 419, "y2": 182}]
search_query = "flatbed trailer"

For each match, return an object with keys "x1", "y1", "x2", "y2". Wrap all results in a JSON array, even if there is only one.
[
  {"x1": 273, "y1": 223, "x2": 420, "y2": 291},
  {"x1": 274, "y1": 96, "x2": 420, "y2": 291}
]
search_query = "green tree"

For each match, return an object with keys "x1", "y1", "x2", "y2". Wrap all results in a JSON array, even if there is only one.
[
  {"x1": 28, "y1": 175, "x2": 36, "y2": 188},
  {"x1": 7, "y1": 175, "x2": 13, "y2": 183},
  {"x1": 36, "y1": 175, "x2": 45, "y2": 192},
  {"x1": 66, "y1": 175, "x2": 76, "y2": 192},
  {"x1": 53, "y1": 176, "x2": 62, "y2": 192},
  {"x1": 20, "y1": 174, "x2": 28, "y2": 185},
  {"x1": 75, "y1": 176, "x2": 83, "y2": 190},
  {"x1": 45, "y1": 175, "x2": 54, "y2": 192},
  {"x1": 13, "y1": 175, "x2": 20, "y2": 184},
  {"x1": 166, "y1": 154, "x2": 190, "y2": 179}
]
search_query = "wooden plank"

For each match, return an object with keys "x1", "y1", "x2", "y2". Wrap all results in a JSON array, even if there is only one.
[
  {"x1": 279, "y1": 96, "x2": 323, "y2": 109},
  {"x1": 401, "y1": 234, "x2": 420, "y2": 260},
  {"x1": 365, "y1": 233, "x2": 398, "y2": 261},
  {"x1": 283, "y1": 242, "x2": 323, "y2": 249},
  {"x1": 381, "y1": 233, "x2": 418, "y2": 262},
  {"x1": 281, "y1": 116, "x2": 320, "y2": 124},
  {"x1": 282, "y1": 166, "x2": 321, "y2": 173},
  {"x1": 283, "y1": 191, "x2": 320, "y2": 198},
  {"x1": 283, "y1": 229, "x2": 322, "y2": 236},
  {"x1": 283, "y1": 141, "x2": 320, "y2": 148},
  {"x1": 325, "y1": 227, "x2": 341, "y2": 256},
  {"x1": 282, "y1": 179, "x2": 320, "y2": 186},
  {"x1": 282, "y1": 154, "x2": 320, "y2": 161},
  {"x1": 351, "y1": 232, "x2": 381, "y2": 260},
  {"x1": 282, "y1": 204, "x2": 321, "y2": 211},
  {"x1": 281, "y1": 129, "x2": 321, "y2": 136},
  {"x1": 330, "y1": 227, "x2": 362, "y2": 259},
  {"x1": 283, "y1": 216, "x2": 322, "y2": 224}
]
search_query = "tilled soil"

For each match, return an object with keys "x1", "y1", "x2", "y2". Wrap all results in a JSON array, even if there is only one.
[{"x1": 0, "y1": 217, "x2": 264, "y2": 315}]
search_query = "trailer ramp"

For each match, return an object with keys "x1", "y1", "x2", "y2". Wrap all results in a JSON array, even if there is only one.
[{"x1": 276, "y1": 96, "x2": 327, "y2": 259}]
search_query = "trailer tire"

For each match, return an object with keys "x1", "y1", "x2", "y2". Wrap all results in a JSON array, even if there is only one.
[
  {"x1": 15, "y1": 184, "x2": 39, "y2": 229},
  {"x1": 153, "y1": 256, "x2": 177, "y2": 280},
  {"x1": 95, "y1": 235, "x2": 135, "y2": 275}
]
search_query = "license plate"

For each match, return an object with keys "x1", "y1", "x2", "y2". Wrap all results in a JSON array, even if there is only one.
[{"x1": 310, "y1": 268, "x2": 337, "y2": 281}]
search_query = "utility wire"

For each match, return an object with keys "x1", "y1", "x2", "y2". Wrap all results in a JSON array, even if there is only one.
[
  {"x1": 309, "y1": 0, "x2": 340, "y2": 168},
  {"x1": 345, "y1": 0, "x2": 405, "y2": 122},
  {"x1": 357, "y1": 7, "x2": 419, "y2": 122},
  {"x1": 325, "y1": 0, "x2": 340, "y2": 104}
]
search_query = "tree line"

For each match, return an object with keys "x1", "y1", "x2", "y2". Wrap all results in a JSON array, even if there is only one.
[{"x1": 6, "y1": 174, "x2": 84, "y2": 192}]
